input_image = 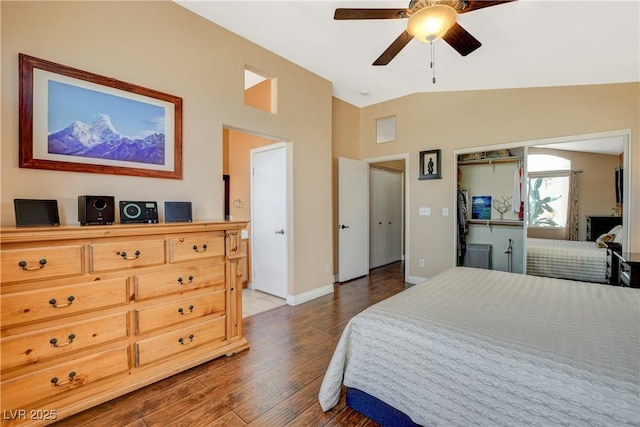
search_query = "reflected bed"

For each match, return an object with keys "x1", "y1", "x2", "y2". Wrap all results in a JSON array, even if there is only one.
[{"x1": 526, "y1": 238, "x2": 608, "y2": 283}]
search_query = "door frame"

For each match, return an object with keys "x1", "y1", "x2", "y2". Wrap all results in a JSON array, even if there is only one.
[
  {"x1": 249, "y1": 141, "x2": 293, "y2": 302},
  {"x1": 362, "y1": 153, "x2": 417, "y2": 284}
]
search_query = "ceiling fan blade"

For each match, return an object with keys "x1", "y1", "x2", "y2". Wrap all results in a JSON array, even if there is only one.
[
  {"x1": 458, "y1": 0, "x2": 516, "y2": 14},
  {"x1": 334, "y1": 8, "x2": 409, "y2": 20},
  {"x1": 442, "y1": 23, "x2": 481, "y2": 56},
  {"x1": 373, "y1": 30, "x2": 414, "y2": 66}
]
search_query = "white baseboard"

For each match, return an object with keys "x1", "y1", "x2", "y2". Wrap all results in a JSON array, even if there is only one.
[
  {"x1": 406, "y1": 275, "x2": 428, "y2": 285},
  {"x1": 286, "y1": 282, "x2": 334, "y2": 306}
]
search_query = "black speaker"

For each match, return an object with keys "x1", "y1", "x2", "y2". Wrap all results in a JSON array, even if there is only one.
[
  {"x1": 165, "y1": 201, "x2": 192, "y2": 223},
  {"x1": 78, "y1": 195, "x2": 115, "y2": 226}
]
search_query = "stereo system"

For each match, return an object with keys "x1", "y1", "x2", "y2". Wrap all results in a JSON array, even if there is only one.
[
  {"x1": 78, "y1": 195, "x2": 115, "y2": 226},
  {"x1": 119, "y1": 201, "x2": 159, "y2": 224},
  {"x1": 13, "y1": 195, "x2": 193, "y2": 226}
]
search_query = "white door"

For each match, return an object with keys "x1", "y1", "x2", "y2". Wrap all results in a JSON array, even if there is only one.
[
  {"x1": 251, "y1": 143, "x2": 288, "y2": 299},
  {"x1": 338, "y1": 157, "x2": 369, "y2": 282},
  {"x1": 370, "y1": 167, "x2": 403, "y2": 268},
  {"x1": 369, "y1": 168, "x2": 387, "y2": 269},
  {"x1": 385, "y1": 170, "x2": 403, "y2": 264}
]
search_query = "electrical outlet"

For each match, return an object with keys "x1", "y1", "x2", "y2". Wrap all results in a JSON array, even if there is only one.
[
  {"x1": 442, "y1": 207, "x2": 449, "y2": 216},
  {"x1": 325, "y1": 264, "x2": 330, "y2": 274},
  {"x1": 419, "y1": 259, "x2": 425, "y2": 267}
]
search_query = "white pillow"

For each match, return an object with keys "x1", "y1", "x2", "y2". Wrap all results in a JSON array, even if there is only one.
[
  {"x1": 609, "y1": 224, "x2": 623, "y2": 235},
  {"x1": 614, "y1": 228, "x2": 624, "y2": 243}
]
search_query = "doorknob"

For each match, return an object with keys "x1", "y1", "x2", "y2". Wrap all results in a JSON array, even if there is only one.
[
  {"x1": 275, "y1": 229, "x2": 285, "y2": 235},
  {"x1": 339, "y1": 224, "x2": 350, "y2": 229}
]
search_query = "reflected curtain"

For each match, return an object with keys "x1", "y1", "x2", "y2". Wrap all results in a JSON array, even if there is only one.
[{"x1": 565, "y1": 171, "x2": 579, "y2": 240}]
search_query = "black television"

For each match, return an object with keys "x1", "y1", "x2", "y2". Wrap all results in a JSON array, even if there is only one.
[{"x1": 615, "y1": 167, "x2": 623, "y2": 204}]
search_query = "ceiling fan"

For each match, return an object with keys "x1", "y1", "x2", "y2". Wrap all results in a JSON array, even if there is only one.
[{"x1": 334, "y1": 0, "x2": 515, "y2": 66}]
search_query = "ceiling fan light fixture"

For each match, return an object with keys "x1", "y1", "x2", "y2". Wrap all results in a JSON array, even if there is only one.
[{"x1": 407, "y1": 4, "x2": 457, "y2": 43}]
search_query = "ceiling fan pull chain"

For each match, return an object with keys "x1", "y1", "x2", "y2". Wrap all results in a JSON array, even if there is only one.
[{"x1": 430, "y1": 41, "x2": 437, "y2": 84}]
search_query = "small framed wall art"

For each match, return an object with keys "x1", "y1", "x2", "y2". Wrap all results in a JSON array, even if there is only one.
[{"x1": 419, "y1": 149, "x2": 441, "y2": 180}]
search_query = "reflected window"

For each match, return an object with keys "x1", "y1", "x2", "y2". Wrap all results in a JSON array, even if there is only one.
[
  {"x1": 528, "y1": 154, "x2": 570, "y2": 172},
  {"x1": 527, "y1": 154, "x2": 571, "y2": 228}
]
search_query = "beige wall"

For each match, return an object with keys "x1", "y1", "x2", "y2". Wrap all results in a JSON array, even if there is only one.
[
  {"x1": 244, "y1": 79, "x2": 272, "y2": 113},
  {"x1": 352, "y1": 84, "x2": 639, "y2": 279},
  {"x1": 1, "y1": 1, "x2": 334, "y2": 296}
]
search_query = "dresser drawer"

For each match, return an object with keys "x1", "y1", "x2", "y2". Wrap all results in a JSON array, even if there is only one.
[
  {"x1": 168, "y1": 232, "x2": 225, "y2": 263},
  {"x1": 134, "y1": 262, "x2": 225, "y2": 301},
  {"x1": 1, "y1": 345, "x2": 129, "y2": 411},
  {"x1": 1, "y1": 245, "x2": 83, "y2": 284},
  {"x1": 90, "y1": 239, "x2": 165, "y2": 272},
  {"x1": 620, "y1": 262, "x2": 632, "y2": 286},
  {"x1": 1, "y1": 312, "x2": 128, "y2": 371},
  {"x1": 134, "y1": 317, "x2": 225, "y2": 366},
  {"x1": 135, "y1": 290, "x2": 225, "y2": 334},
  {"x1": 1, "y1": 277, "x2": 128, "y2": 327}
]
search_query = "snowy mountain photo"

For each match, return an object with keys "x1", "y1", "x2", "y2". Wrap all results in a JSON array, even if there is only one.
[{"x1": 48, "y1": 114, "x2": 165, "y2": 165}]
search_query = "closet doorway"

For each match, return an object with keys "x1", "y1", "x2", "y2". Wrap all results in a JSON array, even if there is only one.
[
  {"x1": 337, "y1": 154, "x2": 410, "y2": 283},
  {"x1": 369, "y1": 165, "x2": 404, "y2": 269}
]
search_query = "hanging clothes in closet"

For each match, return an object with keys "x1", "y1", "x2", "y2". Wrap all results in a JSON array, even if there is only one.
[
  {"x1": 457, "y1": 167, "x2": 469, "y2": 266},
  {"x1": 512, "y1": 161, "x2": 524, "y2": 220}
]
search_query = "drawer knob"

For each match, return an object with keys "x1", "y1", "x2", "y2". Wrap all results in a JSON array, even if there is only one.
[
  {"x1": 192, "y1": 244, "x2": 208, "y2": 253},
  {"x1": 49, "y1": 296, "x2": 75, "y2": 308},
  {"x1": 50, "y1": 333, "x2": 76, "y2": 347},
  {"x1": 18, "y1": 258, "x2": 47, "y2": 271},
  {"x1": 178, "y1": 305, "x2": 194, "y2": 315},
  {"x1": 51, "y1": 371, "x2": 76, "y2": 387},
  {"x1": 119, "y1": 250, "x2": 141, "y2": 260},
  {"x1": 178, "y1": 334, "x2": 194, "y2": 345},
  {"x1": 177, "y1": 275, "x2": 194, "y2": 285}
]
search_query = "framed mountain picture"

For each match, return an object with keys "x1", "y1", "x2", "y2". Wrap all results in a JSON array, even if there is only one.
[{"x1": 18, "y1": 53, "x2": 183, "y2": 179}]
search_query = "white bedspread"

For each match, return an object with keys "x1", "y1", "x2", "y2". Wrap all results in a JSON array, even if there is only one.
[
  {"x1": 527, "y1": 238, "x2": 608, "y2": 283},
  {"x1": 319, "y1": 267, "x2": 640, "y2": 426}
]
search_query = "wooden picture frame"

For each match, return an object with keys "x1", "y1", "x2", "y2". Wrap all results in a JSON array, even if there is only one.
[
  {"x1": 419, "y1": 149, "x2": 441, "y2": 180},
  {"x1": 19, "y1": 53, "x2": 183, "y2": 179}
]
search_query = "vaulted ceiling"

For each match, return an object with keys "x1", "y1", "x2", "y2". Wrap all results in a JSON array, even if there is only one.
[{"x1": 175, "y1": 0, "x2": 640, "y2": 108}]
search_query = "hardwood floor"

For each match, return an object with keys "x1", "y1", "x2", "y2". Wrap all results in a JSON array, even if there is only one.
[{"x1": 53, "y1": 261, "x2": 410, "y2": 427}]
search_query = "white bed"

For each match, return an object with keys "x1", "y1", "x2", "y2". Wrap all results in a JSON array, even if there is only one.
[
  {"x1": 526, "y1": 238, "x2": 608, "y2": 283},
  {"x1": 319, "y1": 267, "x2": 640, "y2": 426}
]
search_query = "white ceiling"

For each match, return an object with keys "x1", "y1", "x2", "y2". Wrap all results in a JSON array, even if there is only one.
[
  {"x1": 175, "y1": 0, "x2": 640, "y2": 108},
  {"x1": 535, "y1": 136, "x2": 625, "y2": 155}
]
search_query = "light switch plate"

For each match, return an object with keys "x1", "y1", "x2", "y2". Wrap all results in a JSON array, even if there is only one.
[
  {"x1": 419, "y1": 207, "x2": 431, "y2": 216},
  {"x1": 442, "y1": 207, "x2": 449, "y2": 216}
]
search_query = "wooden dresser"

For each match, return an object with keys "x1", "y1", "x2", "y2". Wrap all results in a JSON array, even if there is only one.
[{"x1": 1, "y1": 221, "x2": 248, "y2": 426}]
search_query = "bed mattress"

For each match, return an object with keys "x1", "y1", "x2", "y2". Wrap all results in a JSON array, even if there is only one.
[
  {"x1": 319, "y1": 267, "x2": 640, "y2": 426},
  {"x1": 526, "y1": 238, "x2": 608, "y2": 283}
]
